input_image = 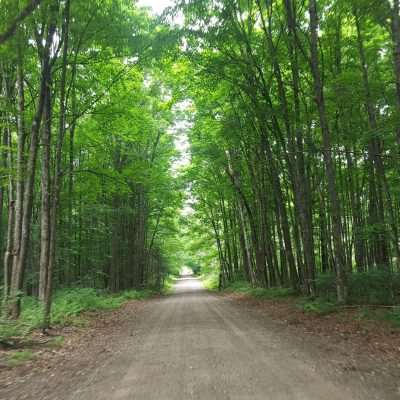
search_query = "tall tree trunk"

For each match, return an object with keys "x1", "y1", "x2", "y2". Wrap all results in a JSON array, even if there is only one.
[
  {"x1": 284, "y1": 0, "x2": 316, "y2": 295},
  {"x1": 12, "y1": 38, "x2": 27, "y2": 302},
  {"x1": 1, "y1": 66, "x2": 14, "y2": 303},
  {"x1": 43, "y1": 0, "x2": 70, "y2": 330},
  {"x1": 309, "y1": 0, "x2": 348, "y2": 303},
  {"x1": 354, "y1": 10, "x2": 390, "y2": 269},
  {"x1": 391, "y1": 0, "x2": 400, "y2": 146},
  {"x1": 38, "y1": 82, "x2": 52, "y2": 303},
  {"x1": 8, "y1": 3, "x2": 57, "y2": 318},
  {"x1": 237, "y1": 200, "x2": 255, "y2": 285},
  {"x1": 3, "y1": 126, "x2": 14, "y2": 303}
]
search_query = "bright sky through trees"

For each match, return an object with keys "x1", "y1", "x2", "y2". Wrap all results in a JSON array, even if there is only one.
[{"x1": 137, "y1": 0, "x2": 173, "y2": 14}]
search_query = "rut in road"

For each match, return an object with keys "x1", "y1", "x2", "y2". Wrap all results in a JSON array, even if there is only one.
[{"x1": 58, "y1": 277, "x2": 390, "y2": 400}]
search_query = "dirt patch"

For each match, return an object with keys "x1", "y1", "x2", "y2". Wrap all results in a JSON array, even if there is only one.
[{"x1": 0, "y1": 299, "x2": 147, "y2": 399}]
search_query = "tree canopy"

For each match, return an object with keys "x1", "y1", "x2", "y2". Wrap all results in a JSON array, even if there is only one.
[{"x1": 1, "y1": 0, "x2": 400, "y2": 328}]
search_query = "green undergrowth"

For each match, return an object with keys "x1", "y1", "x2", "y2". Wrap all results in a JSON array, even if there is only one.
[
  {"x1": 6, "y1": 349, "x2": 35, "y2": 366},
  {"x1": 214, "y1": 277, "x2": 400, "y2": 327},
  {"x1": 220, "y1": 280, "x2": 297, "y2": 299},
  {"x1": 0, "y1": 287, "x2": 156, "y2": 340},
  {"x1": 353, "y1": 305, "x2": 400, "y2": 327},
  {"x1": 201, "y1": 272, "x2": 220, "y2": 291},
  {"x1": 315, "y1": 272, "x2": 400, "y2": 305},
  {"x1": 298, "y1": 299, "x2": 339, "y2": 315},
  {"x1": 162, "y1": 276, "x2": 178, "y2": 294},
  {"x1": 291, "y1": 298, "x2": 400, "y2": 327},
  {"x1": 382, "y1": 307, "x2": 400, "y2": 327}
]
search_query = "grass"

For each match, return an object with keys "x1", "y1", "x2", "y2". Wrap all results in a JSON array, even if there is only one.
[
  {"x1": 386, "y1": 307, "x2": 400, "y2": 327},
  {"x1": 222, "y1": 280, "x2": 297, "y2": 300},
  {"x1": 353, "y1": 305, "x2": 400, "y2": 328},
  {"x1": 201, "y1": 275, "x2": 297, "y2": 299},
  {"x1": 200, "y1": 276, "x2": 298, "y2": 299},
  {"x1": 216, "y1": 279, "x2": 339, "y2": 316},
  {"x1": 298, "y1": 299, "x2": 339, "y2": 315},
  {"x1": 202, "y1": 274, "x2": 400, "y2": 329},
  {"x1": 0, "y1": 287, "x2": 156, "y2": 341},
  {"x1": 206, "y1": 272, "x2": 400, "y2": 321},
  {"x1": 6, "y1": 350, "x2": 35, "y2": 367}
]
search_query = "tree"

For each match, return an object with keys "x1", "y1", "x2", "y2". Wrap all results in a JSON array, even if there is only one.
[{"x1": 0, "y1": 0, "x2": 42, "y2": 45}]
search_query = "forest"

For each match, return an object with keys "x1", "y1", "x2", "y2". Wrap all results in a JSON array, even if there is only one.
[
  {"x1": 183, "y1": 0, "x2": 400, "y2": 307},
  {"x1": 1, "y1": 0, "x2": 400, "y2": 333}
]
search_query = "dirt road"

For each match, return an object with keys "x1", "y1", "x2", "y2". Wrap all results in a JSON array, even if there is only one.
[
  {"x1": 3, "y1": 277, "x2": 398, "y2": 399},
  {"x1": 61, "y1": 277, "x2": 395, "y2": 400}
]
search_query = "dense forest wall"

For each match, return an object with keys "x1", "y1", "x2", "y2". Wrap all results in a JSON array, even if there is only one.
[
  {"x1": 0, "y1": 0, "x2": 182, "y2": 326},
  {"x1": 2, "y1": 0, "x2": 400, "y2": 329},
  {"x1": 181, "y1": 0, "x2": 400, "y2": 305}
]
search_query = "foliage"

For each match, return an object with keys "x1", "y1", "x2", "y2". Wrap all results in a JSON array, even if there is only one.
[
  {"x1": 0, "y1": 0, "x2": 184, "y2": 325},
  {"x1": 316, "y1": 272, "x2": 400, "y2": 305},
  {"x1": 299, "y1": 301, "x2": 339, "y2": 316},
  {"x1": 161, "y1": 276, "x2": 177, "y2": 294},
  {"x1": 202, "y1": 272, "x2": 220, "y2": 291},
  {"x1": 382, "y1": 307, "x2": 400, "y2": 327},
  {"x1": 0, "y1": 288, "x2": 154, "y2": 339},
  {"x1": 222, "y1": 281, "x2": 296, "y2": 300},
  {"x1": 175, "y1": 0, "x2": 400, "y2": 306}
]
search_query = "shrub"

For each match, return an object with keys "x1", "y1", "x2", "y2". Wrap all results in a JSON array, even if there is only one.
[
  {"x1": 315, "y1": 271, "x2": 399, "y2": 305},
  {"x1": 202, "y1": 272, "x2": 220, "y2": 290},
  {"x1": 300, "y1": 300, "x2": 338, "y2": 315}
]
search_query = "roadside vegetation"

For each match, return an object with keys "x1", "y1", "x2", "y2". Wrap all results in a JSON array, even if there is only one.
[
  {"x1": 180, "y1": 0, "x2": 400, "y2": 316},
  {"x1": 202, "y1": 273, "x2": 400, "y2": 328},
  {"x1": 0, "y1": 0, "x2": 184, "y2": 334},
  {"x1": 0, "y1": 288, "x2": 156, "y2": 342},
  {"x1": 6, "y1": 350, "x2": 35, "y2": 367}
]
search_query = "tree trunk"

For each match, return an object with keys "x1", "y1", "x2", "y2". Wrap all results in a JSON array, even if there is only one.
[
  {"x1": 284, "y1": 0, "x2": 316, "y2": 295},
  {"x1": 391, "y1": 0, "x2": 400, "y2": 146},
  {"x1": 8, "y1": 3, "x2": 58, "y2": 318},
  {"x1": 38, "y1": 81, "x2": 52, "y2": 304},
  {"x1": 43, "y1": 0, "x2": 70, "y2": 330},
  {"x1": 309, "y1": 0, "x2": 348, "y2": 303},
  {"x1": 354, "y1": 10, "x2": 390, "y2": 269},
  {"x1": 3, "y1": 126, "x2": 14, "y2": 304},
  {"x1": 12, "y1": 38, "x2": 27, "y2": 303}
]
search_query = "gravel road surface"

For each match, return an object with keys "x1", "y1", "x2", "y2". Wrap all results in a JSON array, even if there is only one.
[{"x1": 62, "y1": 277, "x2": 393, "y2": 400}]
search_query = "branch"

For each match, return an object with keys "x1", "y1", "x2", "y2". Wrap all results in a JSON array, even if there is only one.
[{"x1": 0, "y1": 0, "x2": 42, "y2": 45}]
